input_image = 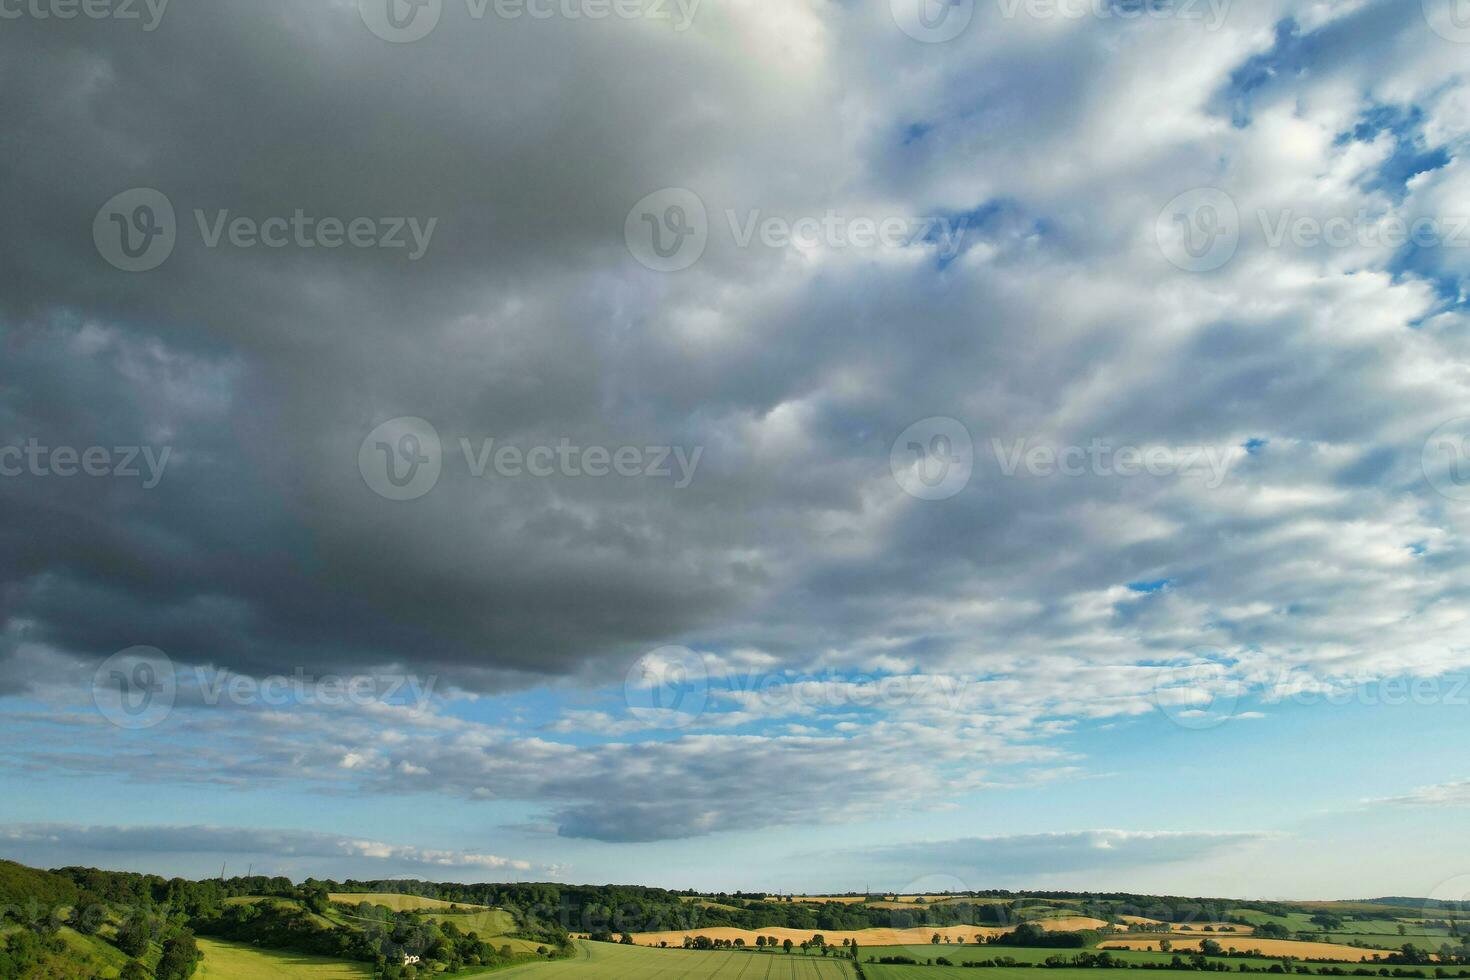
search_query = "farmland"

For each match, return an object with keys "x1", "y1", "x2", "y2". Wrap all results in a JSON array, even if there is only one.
[
  {"x1": 864, "y1": 945, "x2": 1299, "y2": 970},
  {"x1": 624, "y1": 919, "x2": 1109, "y2": 948},
  {"x1": 3, "y1": 860, "x2": 1469, "y2": 980},
  {"x1": 486, "y1": 940, "x2": 857, "y2": 979},
  {"x1": 1098, "y1": 937, "x2": 1395, "y2": 961},
  {"x1": 195, "y1": 937, "x2": 375, "y2": 979}
]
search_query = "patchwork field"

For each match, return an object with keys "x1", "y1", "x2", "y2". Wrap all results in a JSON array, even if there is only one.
[
  {"x1": 487, "y1": 940, "x2": 856, "y2": 978},
  {"x1": 195, "y1": 937, "x2": 373, "y2": 979},
  {"x1": 626, "y1": 917, "x2": 1108, "y2": 949},
  {"x1": 629, "y1": 926, "x2": 994, "y2": 947},
  {"x1": 1099, "y1": 937, "x2": 1396, "y2": 961},
  {"x1": 866, "y1": 944, "x2": 1296, "y2": 969}
]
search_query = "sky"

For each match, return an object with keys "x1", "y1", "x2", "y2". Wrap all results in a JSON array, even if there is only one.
[{"x1": 1, "y1": 0, "x2": 1470, "y2": 901}]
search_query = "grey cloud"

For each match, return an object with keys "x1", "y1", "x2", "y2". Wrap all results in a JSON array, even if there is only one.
[
  {"x1": 0, "y1": 823, "x2": 538, "y2": 879},
  {"x1": 849, "y1": 830, "x2": 1272, "y2": 881}
]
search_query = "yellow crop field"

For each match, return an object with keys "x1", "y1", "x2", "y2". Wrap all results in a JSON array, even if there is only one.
[{"x1": 1100, "y1": 938, "x2": 1395, "y2": 961}]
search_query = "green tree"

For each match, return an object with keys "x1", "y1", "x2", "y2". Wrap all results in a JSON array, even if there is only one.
[
  {"x1": 157, "y1": 930, "x2": 201, "y2": 980},
  {"x1": 115, "y1": 916, "x2": 152, "y2": 958},
  {"x1": 783, "y1": 938, "x2": 793, "y2": 953}
]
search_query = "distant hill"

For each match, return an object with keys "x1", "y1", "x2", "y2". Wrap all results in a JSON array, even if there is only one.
[{"x1": 1369, "y1": 897, "x2": 1463, "y2": 910}]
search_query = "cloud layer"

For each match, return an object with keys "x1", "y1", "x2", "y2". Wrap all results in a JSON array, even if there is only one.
[{"x1": 1, "y1": 0, "x2": 1469, "y2": 860}]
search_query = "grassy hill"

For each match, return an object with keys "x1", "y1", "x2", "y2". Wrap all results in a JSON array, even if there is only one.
[{"x1": 196, "y1": 937, "x2": 373, "y2": 979}]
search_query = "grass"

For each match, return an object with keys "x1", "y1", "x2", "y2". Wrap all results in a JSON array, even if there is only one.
[
  {"x1": 55, "y1": 926, "x2": 137, "y2": 979},
  {"x1": 866, "y1": 946, "x2": 1292, "y2": 970},
  {"x1": 473, "y1": 940, "x2": 857, "y2": 978},
  {"x1": 862, "y1": 945, "x2": 1443, "y2": 976},
  {"x1": 422, "y1": 908, "x2": 544, "y2": 955},
  {"x1": 866, "y1": 970, "x2": 1230, "y2": 980},
  {"x1": 195, "y1": 937, "x2": 373, "y2": 979}
]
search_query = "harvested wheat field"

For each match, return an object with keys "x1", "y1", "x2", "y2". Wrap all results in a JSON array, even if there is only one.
[
  {"x1": 1116, "y1": 916, "x2": 1253, "y2": 934},
  {"x1": 1100, "y1": 938, "x2": 1393, "y2": 961},
  {"x1": 1031, "y1": 917, "x2": 1111, "y2": 931}
]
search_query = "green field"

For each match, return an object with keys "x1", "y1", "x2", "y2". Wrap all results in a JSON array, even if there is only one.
[
  {"x1": 195, "y1": 937, "x2": 374, "y2": 979},
  {"x1": 486, "y1": 940, "x2": 856, "y2": 978},
  {"x1": 867, "y1": 970, "x2": 1219, "y2": 980},
  {"x1": 55, "y1": 926, "x2": 139, "y2": 978},
  {"x1": 863, "y1": 945, "x2": 1447, "y2": 977},
  {"x1": 423, "y1": 907, "x2": 544, "y2": 955},
  {"x1": 1222, "y1": 909, "x2": 1457, "y2": 951}
]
